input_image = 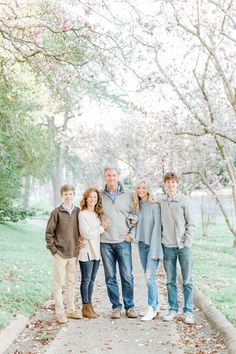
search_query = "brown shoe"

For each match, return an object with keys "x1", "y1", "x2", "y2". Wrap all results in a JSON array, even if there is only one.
[
  {"x1": 90, "y1": 304, "x2": 99, "y2": 317},
  {"x1": 111, "y1": 309, "x2": 121, "y2": 319},
  {"x1": 67, "y1": 310, "x2": 82, "y2": 319},
  {"x1": 57, "y1": 314, "x2": 68, "y2": 324},
  {"x1": 82, "y1": 304, "x2": 97, "y2": 319},
  {"x1": 126, "y1": 308, "x2": 138, "y2": 318}
]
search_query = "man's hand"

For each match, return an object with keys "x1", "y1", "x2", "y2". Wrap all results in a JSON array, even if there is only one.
[
  {"x1": 130, "y1": 219, "x2": 137, "y2": 225},
  {"x1": 124, "y1": 234, "x2": 133, "y2": 242},
  {"x1": 102, "y1": 216, "x2": 112, "y2": 229},
  {"x1": 79, "y1": 236, "x2": 86, "y2": 249}
]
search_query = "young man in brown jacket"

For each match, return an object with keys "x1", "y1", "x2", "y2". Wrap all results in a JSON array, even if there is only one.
[{"x1": 45, "y1": 184, "x2": 81, "y2": 324}]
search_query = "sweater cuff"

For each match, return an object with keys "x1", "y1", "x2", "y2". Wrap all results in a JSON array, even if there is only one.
[
  {"x1": 50, "y1": 246, "x2": 58, "y2": 255},
  {"x1": 99, "y1": 226, "x2": 105, "y2": 234}
]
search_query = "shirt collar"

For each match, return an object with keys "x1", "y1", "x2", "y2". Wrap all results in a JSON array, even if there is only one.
[
  {"x1": 104, "y1": 182, "x2": 123, "y2": 194},
  {"x1": 62, "y1": 203, "x2": 74, "y2": 214},
  {"x1": 167, "y1": 192, "x2": 179, "y2": 202},
  {"x1": 104, "y1": 182, "x2": 124, "y2": 201}
]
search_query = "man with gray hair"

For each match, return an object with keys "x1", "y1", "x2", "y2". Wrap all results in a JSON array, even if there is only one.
[{"x1": 100, "y1": 167, "x2": 137, "y2": 319}]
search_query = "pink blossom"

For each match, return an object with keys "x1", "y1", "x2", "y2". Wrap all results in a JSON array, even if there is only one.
[
  {"x1": 35, "y1": 31, "x2": 42, "y2": 46},
  {"x1": 63, "y1": 19, "x2": 72, "y2": 31}
]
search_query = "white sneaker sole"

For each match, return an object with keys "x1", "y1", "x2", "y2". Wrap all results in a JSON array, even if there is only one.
[
  {"x1": 141, "y1": 315, "x2": 157, "y2": 321},
  {"x1": 163, "y1": 315, "x2": 178, "y2": 322}
]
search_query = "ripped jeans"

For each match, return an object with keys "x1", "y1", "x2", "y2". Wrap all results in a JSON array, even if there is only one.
[{"x1": 138, "y1": 241, "x2": 160, "y2": 310}]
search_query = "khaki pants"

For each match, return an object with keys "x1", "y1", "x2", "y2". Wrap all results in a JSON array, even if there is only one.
[{"x1": 53, "y1": 254, "x2": 77, "y2": 315}]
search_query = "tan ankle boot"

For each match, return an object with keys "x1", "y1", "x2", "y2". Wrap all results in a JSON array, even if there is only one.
[
  {"x1": 90, "y1": 304, "x2": 99, "y2": 317},
  {"x1": 82, "y1": 304, "x2": 97, "y2": 319}
]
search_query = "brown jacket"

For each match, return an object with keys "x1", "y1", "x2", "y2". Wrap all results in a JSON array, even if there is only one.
[{"x1": 45, "y1": 205, "x2": 80, "y2": 258}]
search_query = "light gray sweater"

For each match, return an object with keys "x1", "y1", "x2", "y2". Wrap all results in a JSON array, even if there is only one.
[
  {"x1": 100, "y1": 183, "x2": 135, "y2": 243},
  {"x1": 158, "y1": 192, "x2": 196, "y2": 248},
  {"x1": 133, "y1": 201, "x2": 163, "y2": 260}
]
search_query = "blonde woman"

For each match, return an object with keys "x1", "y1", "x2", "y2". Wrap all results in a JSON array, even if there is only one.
[
  {"x1": 79, "y1": 188, "x2": 110, "y2": 319},
  {"x1": 132, "y1": 180, "x2": 163, "y2": 321}
]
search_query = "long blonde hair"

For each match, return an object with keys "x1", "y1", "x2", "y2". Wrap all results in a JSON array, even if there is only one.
[{"x1": 133, "y1": 180, "x2": 154, "y2": 213}]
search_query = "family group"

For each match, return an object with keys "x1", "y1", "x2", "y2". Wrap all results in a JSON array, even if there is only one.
[{"x1": 45, "y1": 167, "x2": 196, "y2": 326}]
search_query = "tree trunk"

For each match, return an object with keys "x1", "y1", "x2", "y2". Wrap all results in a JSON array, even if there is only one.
[
  {"x1": 22, "y1": 175, "x2": 31, "y2": 209},
  {"x1": 47, "y1": 106, "x2": 72, "y2": 207},
  {"x1": 51, "y1": 146, "x2": 65, "y2": 207},
  {"x1": 51, "y1": 174, "x2": 62, "y2": 207}
]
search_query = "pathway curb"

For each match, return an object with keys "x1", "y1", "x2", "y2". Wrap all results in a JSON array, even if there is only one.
[
  {"x1": 193, "y1": 285, "x2": 236, "y2": 354},
  {"x1": 0, "y1": 314, "x2": 29, "y2": 354}
]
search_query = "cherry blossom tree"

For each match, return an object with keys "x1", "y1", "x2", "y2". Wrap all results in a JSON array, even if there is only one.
[{"x1": 114, "y1": 0, "x2": 236, "y2": 245}]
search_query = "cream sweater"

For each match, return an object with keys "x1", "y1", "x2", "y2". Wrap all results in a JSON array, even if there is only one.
[{"x1": 78, "y1": 210, "x2": 104, "y2": 261}]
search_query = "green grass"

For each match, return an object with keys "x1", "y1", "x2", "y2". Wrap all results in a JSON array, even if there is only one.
[
  {"x1": 0, "y1": 221, "x2": 52, "y2": 328},
  {"x1": 193, "y1": 219, "x2": 236, "y2": 325}
]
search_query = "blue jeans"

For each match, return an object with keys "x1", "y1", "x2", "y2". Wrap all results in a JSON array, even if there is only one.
[
  {"x1": 100, "y1": 241, "x2": 134, "y2": 310},
  {"x1": 138, "y1": 242, "x2": 160, "y2": 310},
  {"x1": 79, "y1": 260, "x2": 100, "y2": 304},
  {"x1": 163, "y1": 246, "x2": 193, "y2": 313}
]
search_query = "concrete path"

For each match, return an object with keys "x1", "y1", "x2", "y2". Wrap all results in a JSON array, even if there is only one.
[
  {"x1": 44, "y1": 246, "x2": 185, "y2": 354},
  {"x1": 0, "y1": 315, "x2": 28, "y2": 354}
]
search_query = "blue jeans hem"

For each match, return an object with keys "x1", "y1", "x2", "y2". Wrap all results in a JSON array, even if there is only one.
[{"x1": 113, "y1": 306, "x2": 122, "y2": 311}]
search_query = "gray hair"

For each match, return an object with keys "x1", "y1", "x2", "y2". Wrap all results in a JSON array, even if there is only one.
[{"x1": 104, "y1": 166, "x2": 120, "y2": 175}]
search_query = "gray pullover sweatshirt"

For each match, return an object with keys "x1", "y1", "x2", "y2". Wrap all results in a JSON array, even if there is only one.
[
  {"x1": 100, "y1": 183, "x2": 135, "y2": 243},
  {"x1": 158, "y1": 192, "x2": 196, "y2": 248},
  {"x1": 132, "y1": 201, "x2": 163, "y2": 260}
]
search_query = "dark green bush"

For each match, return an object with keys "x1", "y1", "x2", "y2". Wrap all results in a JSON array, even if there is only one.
[{"x1": 0, "y1": 208, "x2": 36, "y2": 222}]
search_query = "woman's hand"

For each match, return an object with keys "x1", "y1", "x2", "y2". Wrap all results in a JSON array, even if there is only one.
[{"x1": 124, "y1": 234, "x2": 133, "y2": 242}]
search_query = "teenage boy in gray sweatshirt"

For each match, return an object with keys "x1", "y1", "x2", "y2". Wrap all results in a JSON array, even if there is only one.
[{"x1": 158, "y1": 172, "x2": 196, "y2": 324}]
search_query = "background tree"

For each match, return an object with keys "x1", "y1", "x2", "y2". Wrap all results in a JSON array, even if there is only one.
[{"x1": 0, "y1": 63, "x2": 50, "y2": 220}]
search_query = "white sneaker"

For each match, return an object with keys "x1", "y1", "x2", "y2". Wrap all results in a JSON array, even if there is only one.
[
  {"x1": 163, "y1": 310, "x2": 178, "y2": 322},
  {"x1": 184, "y1": 312, "x2": 194, "y2": 324},
  {"x1": 141, "y1": 306, "x2": 157, "y2": 321}
]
